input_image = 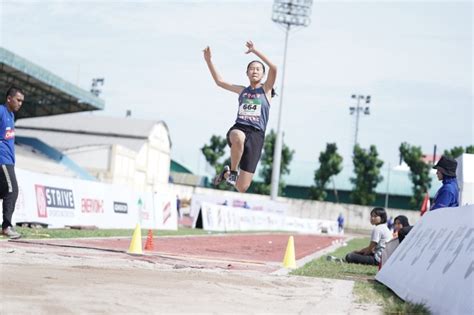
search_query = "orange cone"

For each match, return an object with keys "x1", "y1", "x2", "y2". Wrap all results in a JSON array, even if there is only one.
[{"x1": 144, "y1": 229, "x2": 154, "y2": 251}]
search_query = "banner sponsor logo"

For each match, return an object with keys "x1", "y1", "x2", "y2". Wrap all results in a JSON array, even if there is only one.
[
  {"x1": 163, "y1": 201, "x2": 171, "y2": 224},
  {"x1": 113, "y1": 202, "x2": 128, "y2": 214},
  {"x1": 138, "y1": 198, "x2": 149, "y2": 220},
  {"x1": 35, "y1": 185, "x2": 48, "y2": 218},
  {"x1": 35, "y1": 185, "x2": 75, "y2": 218},
  {"x1": 81, "y1": 198, "x2": 104, "y2": 214},
  {"x1": 5, "y1": 128, "x2": 14, "y2": 140}
]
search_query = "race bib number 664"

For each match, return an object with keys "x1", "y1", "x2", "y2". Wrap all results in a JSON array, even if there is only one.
[{"x1": 238, "y1": 99, "x2": 261, "y2": 117}]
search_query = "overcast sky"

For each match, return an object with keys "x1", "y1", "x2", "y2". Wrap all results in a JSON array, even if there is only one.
[{"x1": 1, "y1": 0, "x2": 472, "y2": 184}]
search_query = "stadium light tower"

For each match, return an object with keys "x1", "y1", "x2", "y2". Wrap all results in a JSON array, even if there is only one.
[
  {"x1": 270, "y1": 0, "x2": 313, "y2": 200},
  {"x1": 349, "y1": 94, "x2": 371, "y2": 148},
  {"x1": 90, "y1": 78, "x2": 105, "y2": 97}
]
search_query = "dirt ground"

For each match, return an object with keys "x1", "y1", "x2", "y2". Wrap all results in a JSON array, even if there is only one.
[{"x1": 0, "y1": 234, "x2": 381, "y2": 314}]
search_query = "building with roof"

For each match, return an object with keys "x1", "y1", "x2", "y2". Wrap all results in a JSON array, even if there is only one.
[{"x1": 16, "y1": 112, "x2": 171, "y2": 192}]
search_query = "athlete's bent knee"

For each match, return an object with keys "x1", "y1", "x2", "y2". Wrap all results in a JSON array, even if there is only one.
[
  {"x1": 236, "y1": 182, "x2": 250, "y2": 193},
  {"x1": 230, "y1": 131, "x2": 245, "y2": 146}
]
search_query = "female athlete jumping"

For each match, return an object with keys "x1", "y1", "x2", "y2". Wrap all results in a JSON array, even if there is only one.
[{"x1": 203, "y1": 41, "x2": 277, "y2": 193}]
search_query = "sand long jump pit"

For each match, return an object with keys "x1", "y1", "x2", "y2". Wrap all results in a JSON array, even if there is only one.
[{"x1": 0, "y1": 233, "x2": 370, "y2": 314}]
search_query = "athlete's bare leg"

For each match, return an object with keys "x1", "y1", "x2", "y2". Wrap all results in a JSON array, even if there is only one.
[
  {"x1": 226, "y1": 129, "x2": 246, "y2": 176},
  {"x1": 235, "y1": 170, "x2": 253, "y2": 193}
]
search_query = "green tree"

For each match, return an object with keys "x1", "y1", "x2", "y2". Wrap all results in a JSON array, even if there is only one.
[
  {"x1": 310, "y1": 143, "x2": 343, "y2": 201},
  {"x1": 253, "y1": 129, "x2": 295, "y2": 195},
  {"x1": 443, "y1": 146, "x2": 465, "y2": 159},
  {"x1": 443, "y1": 145, "x2": 474, "y2": 158},
  {"x1": 399, "y1": 142, "x2": 432, "y2": 209},
  {"x1": 201, "y1": 135, "x2": 230, "y2": 189},
  {"x1": 350, "y1": 144, "x2": 384, "y2": 205},
  {"x1": 201, "y1": 135, "x2": 227, "y2": 167}
]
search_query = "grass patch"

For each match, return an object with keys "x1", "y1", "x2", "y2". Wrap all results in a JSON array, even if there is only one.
[
  {"x1": 5, "y1": 227, "x2": 209, "y2": 239},
  {"x1": 291, "y1": 237, "x2": 430, "y2": 315},
  {"x1": 292, "y1": 237, "x2": 376, "y2": 281},
  {"x1": 354, "y1": 281, "x2": 429, "y2": 314}
]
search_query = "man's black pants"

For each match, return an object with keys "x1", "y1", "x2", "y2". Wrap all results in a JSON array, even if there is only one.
[{"x1": 0, "y1": 165, "x2": 18, "y2": 230}]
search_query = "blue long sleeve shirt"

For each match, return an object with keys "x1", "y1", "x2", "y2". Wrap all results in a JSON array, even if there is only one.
[
  {"x1": 0, "y1": 104, "x2": 16, "y2": 165},
  {"x1": 430, "y1": 177, "x2": 459, "y2": 211}
]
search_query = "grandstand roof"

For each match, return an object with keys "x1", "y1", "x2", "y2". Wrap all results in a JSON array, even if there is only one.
[
  {"x1": 15, "y1": 112, "x2": 170, "y2": 152},
  {"x1": 0, "y1": 47, "x2": 104, "y2": 119}
]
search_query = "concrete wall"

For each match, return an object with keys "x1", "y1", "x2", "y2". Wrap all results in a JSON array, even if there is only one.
[
  {"x1": 170, "y1": 184, "x2": 421, "y2": 231},
  {"x1": 283, "y1": 198, "x2": 420, "y2": 231}
]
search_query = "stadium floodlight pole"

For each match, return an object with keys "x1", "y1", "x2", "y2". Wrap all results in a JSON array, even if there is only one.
[
  {"x1": 349, "y1": 94, "x2": 371, "y2": 148},
  {"x1": 91, "y1": 78, "x2": 105, "y2": 97},
  {"x1": 270, "y1": 0, "x2": 313, "y2": 200}
]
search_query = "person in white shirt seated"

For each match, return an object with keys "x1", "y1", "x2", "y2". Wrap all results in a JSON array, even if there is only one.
[{"x1": 345, "y1": 207, "x2": 393, "y2": 266}]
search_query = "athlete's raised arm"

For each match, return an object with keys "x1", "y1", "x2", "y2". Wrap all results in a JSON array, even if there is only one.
[{"x1": 203, "y1": 46, "x2": 245, "y2": 94}]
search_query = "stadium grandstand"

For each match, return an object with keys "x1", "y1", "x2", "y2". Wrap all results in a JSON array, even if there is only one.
[{"x1": 0, "y1": 47, "x2": 104, "y2": 119}]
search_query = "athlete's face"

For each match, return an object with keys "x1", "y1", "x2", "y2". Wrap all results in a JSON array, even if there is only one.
[
  {"x1": 6, "y1": 92, "x2": 25, "y2": 112},
  {"x1": 246, "y1": 62, "x2": 265, "y2": 83}
]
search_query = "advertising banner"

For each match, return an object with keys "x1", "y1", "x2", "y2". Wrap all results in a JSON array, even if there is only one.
[
  {"x1": 191, "y1": 193, "x2": 288, "y2": 228},
  {"x1": 8, "y1": 168, "x2": 177, "y2": 230},
  {"x1": 200, "y1": 202, "x2": 338, "y2": 234},
  {"x1": 376, "y1": 205, "x2": 474, "y2": 315}
]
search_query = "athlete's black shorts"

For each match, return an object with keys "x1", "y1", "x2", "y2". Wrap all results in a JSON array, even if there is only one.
[{"x1": 226, "y1": 123, "x2": 265, "y2": 173}]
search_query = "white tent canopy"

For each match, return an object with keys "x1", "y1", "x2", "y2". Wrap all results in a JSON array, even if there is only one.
[{"x1": 456, "y1": 153, "x2": 474, "y2": 206}]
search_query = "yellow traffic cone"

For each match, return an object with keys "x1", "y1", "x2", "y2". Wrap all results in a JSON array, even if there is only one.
[
  {"x1": 127, "y1": 223, "x2": 143, "y2": 255},
  {"x1": 282, "y1": 235, "x2": 297, "y2": 268}
]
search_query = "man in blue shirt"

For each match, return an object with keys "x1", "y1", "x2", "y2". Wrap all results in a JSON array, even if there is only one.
[
  {"x1": 1, "y1": 86, "x2": 24, "y2": 239},
  {"x1": 337, "y1": 213, "x2": 344, "y2": 234},
  {"x1": 430, "y1": 156, "x2": 459, "y2": 211}
]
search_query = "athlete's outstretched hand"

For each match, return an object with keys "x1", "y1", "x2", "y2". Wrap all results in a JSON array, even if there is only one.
[
  {"x1": 245, "y1": 41, "x2": 255, "y2": 54},
  {"x1": 203, "y1": 46, "x2": 212, "y2": 63}
]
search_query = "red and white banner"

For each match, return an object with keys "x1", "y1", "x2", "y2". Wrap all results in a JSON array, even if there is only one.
[
  {"x1": 8, "y1": 168, "x2": 177, "y2": 230},
  {"x1": 191, "y1": 193, "x2": 288, "y2": 228},
  {"x1": 376, "y1": 205, "x2": 474, "y2": 315},
  {"x1": 200, "y1": 202, "x2": 338, "y2": 234}
]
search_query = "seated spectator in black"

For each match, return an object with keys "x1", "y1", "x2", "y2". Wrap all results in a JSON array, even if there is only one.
[
  {"x1": 398, "y1": 225, "x2": 413, "y2": 243},
  {"x1": 345, "y1": 207, "x2": 392, "y2": 266},
  {"x1": 392, "y1": 215, "x2": 410, "y2": 239}
]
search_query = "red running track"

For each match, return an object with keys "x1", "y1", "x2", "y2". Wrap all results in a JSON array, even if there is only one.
[{"x1": 20, "y1": 233, "x2": 341, "y2": 262}]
